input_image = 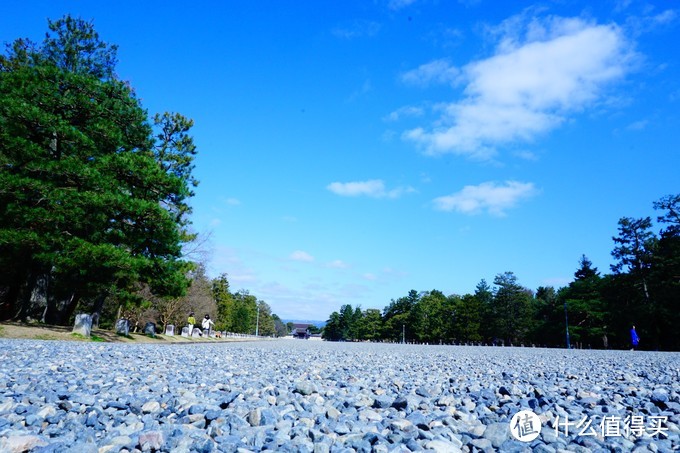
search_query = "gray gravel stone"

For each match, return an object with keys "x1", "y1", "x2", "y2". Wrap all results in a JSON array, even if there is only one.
[{"x1": 1, "y1": 339, "x2": 678, "y2": 452}]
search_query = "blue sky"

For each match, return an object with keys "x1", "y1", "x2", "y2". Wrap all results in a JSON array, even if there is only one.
[{"x1": 2, "y1": 1, "x2": 678, "y2": 321}]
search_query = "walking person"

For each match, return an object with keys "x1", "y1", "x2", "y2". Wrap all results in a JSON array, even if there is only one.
[
  {"x1": 630, "y1": 325, "x2": 640, "y2": 351},
  {"x1": 202, "y1": 314, "x2": 215, "y2": 336},
  {"x1": 187, "y1": 312, "x2": 197, "y2": 336}
]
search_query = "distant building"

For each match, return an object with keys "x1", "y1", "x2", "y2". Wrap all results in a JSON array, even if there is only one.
[{"x1": 291, "y1": 323, "x2": 311, "y2": 339}]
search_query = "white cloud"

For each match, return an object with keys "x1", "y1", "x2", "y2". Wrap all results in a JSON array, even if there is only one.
[
  {"x1": 326, "y1": 260, "x2": 350, "y2": 269},
  {"x1": 225, "y1": 198, "x2": 241, "y2": 206},
  {"x1": 627, "y1": 120, "x2": 648, "y2": 131},
  {"x1": 347, "y1": 79, "x2": 373, "y2": 102},
  {"x1": 614, "y1": 0, "x2": 632, "y2": 13},
  {"x1": 383, "y1": 105, "x2": 424, "y2": 122},
  {"x1": 626, "y1": 9, "x2": 678, "y2": 36},
  {"x1": 327, "y1": 179, "x2": 415, "y2": 199},
  {"x1": 513, "y1": 149, "x2": 539, "y2": 161},
  {"x1": 400, "y1": 59, "x2": 460, "y2": 87},
  {"x1": 433, "y1": 181, "x2": 538, "y2": 216},
  {"x1": 403, "y1": 16, "x2": 635, "y2": 159},
  {"x1": 653, "y1": 9, "x2": 677, "y2": 26},
  {"x1": 290, "y1": 250, "x2": 314, "y2": 262}
]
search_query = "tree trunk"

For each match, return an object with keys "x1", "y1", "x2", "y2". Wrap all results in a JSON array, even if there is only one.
[
  {"x1": 115, "y1": 304, "x2": 122, "y2": 327},
  {"x1": 13, "y1": 270, "x2": 42, "y2": 322},
  {"x1": 2, "y1": 283, "x2": 21, "y2": 321},
  {"x1": 44, "y1": 291, "x2": 80, "y2": 326},
  {"x1": 91, "y1": 293, "x2": 107, "y2": 329}
]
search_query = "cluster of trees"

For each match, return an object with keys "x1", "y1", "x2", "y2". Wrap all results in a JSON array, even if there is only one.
[
  {"x1": 107, "y1": 265, "x2": 289, "y2": 337},
  {"x1": 324, "y1": 195, "x2": 680, "y2": 351},
  {"x1": 0, "y1": 16, "x2": 289, "y2": 336},
  {"x1": 211, "y1": 273, "x2": 289, "y2": 336}
]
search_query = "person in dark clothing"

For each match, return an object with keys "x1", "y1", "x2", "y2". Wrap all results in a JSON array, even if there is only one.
[{"x1": 630, "y1": 325, "x2": 640, "y2": 351}]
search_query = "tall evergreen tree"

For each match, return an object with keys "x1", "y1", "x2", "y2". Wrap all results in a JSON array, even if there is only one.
[
  {"x1": 382, "y1": 290, "x2": 419, "y2": 342},
  {"x1": 650, "y1": 195, "x2": 680, "y2": 349},
  {"x1": 322, "y1": 311, "x2": 342, "y2": 341},
  {"x1": 609, "y1": 217, "x2": 657, "y2": 347},
  {"x1": 453, "y1": 294, "x2": 482, "y2": 343},
  {"x1": 492, "y1": 272, "x2": 533, "y2": 345},
  {"x1": 356, "y1": 308, "x2": 383, "y2": 341},
  {"x1": 474, "y1": 279, "x2": 495, "y2": 342},
  {"x1": 530, "y1": 286, "x2": 562, "y2": 347},
  {"x1": 255, "y1": 300, "x2": 276, "y2": 336},
  {"x1": 559, "y1": 256, "x2": 607, "y2": 348},
  {"x1": 0, "y1": 16, "x2": 197, "y2": 324},
  {"x1": 231, "y1": 290, "x2": 258, "y2": 334},
  {"x1": 611, "y1": 217, "x2": 656, "y2": 297},
  {"x1": 212, "y1": 273, "x2": 234, "y2": 331}
]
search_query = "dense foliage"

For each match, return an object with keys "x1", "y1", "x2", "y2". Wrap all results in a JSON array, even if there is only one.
[
  {"x1": 324, "y1": 195, "x2": 680, "y2": 351},
  {"x1": 111, "y1": 269, "x2": 284, "y2": 336},
  {"x1": 0, "y1": 16, "x2": 198, "y2": 324},
  {"x1": 0, "y1": 17, "x2": 291, "y2": 333}
]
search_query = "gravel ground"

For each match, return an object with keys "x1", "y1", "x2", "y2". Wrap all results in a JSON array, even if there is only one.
[{"x1": 0, "y1": 339, "x2": 678, "y2": 453}]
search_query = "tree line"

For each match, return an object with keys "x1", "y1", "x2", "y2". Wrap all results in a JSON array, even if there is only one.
[
  {"x1": 108, "y1": 266, "x2": 290, "y2": 337},
  {"x1": 323, "y1": 194, "x2": 680, "y2": 351},
  {"x1": 0, "y1": 16, "x2": 289, "y2": 336}
]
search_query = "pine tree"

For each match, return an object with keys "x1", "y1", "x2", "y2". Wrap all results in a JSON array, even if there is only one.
[{"x1": 0, "y1": 16, "x2": 196, "y2": 324}]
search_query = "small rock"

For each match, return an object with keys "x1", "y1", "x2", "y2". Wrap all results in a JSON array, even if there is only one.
[
  {"x1": 294, "y1": 381, "x2": 318, "y2": 396},
  {"x1": 470, "y1": 438, "x2": 493, "y2": 450},
  {"x1": 0, "y1": 435, "x2": 48, "y2": 453},
  {"x1": 326, "y1": 406, "x2": 340, "y2": 420},
  {"x1": 392, "y1": 397, "x2": 408, "y2": 411},
  {"x1": 359, "y1": 409, "x2": 382, "y2": 422},
  {"x1": 426, "y1": 439, "x2": 462, "y2": 453},
  {"x1": 483, "y1": 422, "x2": 509, "y2": 448},
  {"x1": 248, "y1": 408, "x2": 262, "y2": 426},
  {"x1": 138, "y1": 430, "x2": 164, "y2": 451},
  {"x1": 389, "y1": 419, "x2": 416, "y2": 433},
  {"x1": 373, "y1": 396, "x2": 393, "y2": 409},
  {"x1": 141, "y1": 401, "x2": 161, "y2": 413}
]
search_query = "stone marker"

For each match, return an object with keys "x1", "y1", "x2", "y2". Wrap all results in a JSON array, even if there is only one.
[
  {"x1": 165, "y1": 325, "x2": 174, "y2": 336},
  {"x1": 143, "y1": 322, "x2": 156, "y2": 337},
  {"x1": 72, "y1": 314, "x2": 92, "y2": 337},
  {"x1": 191, "y1": 329, "x2": 201, "y2": 338},
  {"x1": 181, "y1": 326, "x2": 189, "y2": 337},
  {"x1": 203, "y1": 329, "x2": 209, "y2": 337},
  {"x1": 115, "y1": 318, "x2": 130, "y2": 336}
]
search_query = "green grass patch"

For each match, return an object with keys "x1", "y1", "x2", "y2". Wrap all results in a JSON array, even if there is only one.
[
  {"x1": 71, "y1": 332, "x2": 105, "y2": 342},
  {"x1": 0, "y1": 325, "x2": 5, "y2": 337},
  {"x1": 35, "y1": 334, "x2": 58, "y2": 341}
]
